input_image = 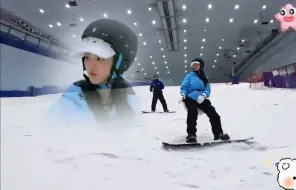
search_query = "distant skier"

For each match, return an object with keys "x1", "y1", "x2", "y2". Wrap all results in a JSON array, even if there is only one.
[
  {"x1": 180, "y1": 58, "x2": 230, "y2": 143},
  {"x1": 46, "y1": 19, "x2": 140, "y2": 126},
  {"x1": 150, "y1": 74, "x2": 169, "y2": 112}
]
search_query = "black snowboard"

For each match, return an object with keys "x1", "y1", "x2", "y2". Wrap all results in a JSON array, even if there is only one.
[
  {"x1": 142, "y1": 111, "x2": 176, "y2": 114},
  {"x1": 162, "y1": 137, "x2": 254, "y2": 149}
]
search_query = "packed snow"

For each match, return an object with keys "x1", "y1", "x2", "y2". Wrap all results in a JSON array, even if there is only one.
[{"x1": 1, "y1": 83, "x2": 295, "y2": 190}]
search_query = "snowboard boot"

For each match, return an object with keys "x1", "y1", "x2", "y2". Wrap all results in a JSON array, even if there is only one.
[
  {"x1": 214, "y1": 133, "x2": 230, "y2": 141},
  {"x1": 164, "y1": 109, "x2": 169, "y2": 112},
  {"x1": 151, "y1": 109, "x2": 155, "y2": 112},
  {"x1": 186, "y1": 134, "x2": 197, "y2": 143}
]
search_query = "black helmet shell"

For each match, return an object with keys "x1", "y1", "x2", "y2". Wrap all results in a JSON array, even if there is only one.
[{"x1": 81, "y1": 19, "x2": 138, "y2": 74}]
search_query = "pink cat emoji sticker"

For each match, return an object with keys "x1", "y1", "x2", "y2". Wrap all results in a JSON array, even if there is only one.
[{"x1": 274, "y1": 4, "x2": 296, "y2": 32}]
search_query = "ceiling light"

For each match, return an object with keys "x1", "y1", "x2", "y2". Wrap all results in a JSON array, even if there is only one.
[
  {"x1": 57, "y1": 22, "x2": 61, "y2": 26},
  {"x1": 222, "y1": 39, "x2": 224, "y2": 41},
  {"x1": 233, "y1": 55, "x2": 236, "y2": 57},
  {"x1": 138, "y1": 63, "x2": 140, "y2": 65},
  {"x1": 217, "y1": 54, "x2": 219, "y2": 56},
  {"x1": 65, "y1": 4, "x2": 70, "y2": 8},
  {"x1": 72, "y1": 34, "x2": 76, "y2": 38},
  {"x1": 184, "y1": 54, "x2": 187, "y2": 57},
  {"x1": 183, "y1": 18, "x2": 187, "y2": 23},
  {"x1": 208, "y1": 4, "x2": 213, "y2": 9},
  {"x1": 229, "y1": 18, "x2": 234, "y2": 23},
  {"x1": 150, "y1": 56, "x2": 152, "y2": 58},
  {"x1": 139, "y1": 33, "x2": 142, "y2": 36},
  {"x1": 167, "y1": 71, "x2": 170, "y2": 73},
  {"x1": 103, "y1": 13, "x2": 108, "y2": 18},
  {"x1": 202, "y1": 38, "x2": 206, "y2": 42},
  {"x1": 166, "y1": 66, "x2": 168, "y2": 68},
  {"x1": 157, "y1": 72, "x2": 159, "y2": 74},
  {"x1": 80, "y1": 18, "x2": 84, "y2": 22},
  {"x1": 144, "y1": 73, "x2": 147, "y2": 75},
  {"x1": 201, "y1": 46, "x2": 204, "y2": 49},
  {"x1": 142, "y1": 68, "x2": 144, "y2": 70},
  {"x1": 185, "y1": 65, "x2": 187, "y2": 67},
  {"x1": 204, "y1": 29, "x2": 207, "y2": 32},
  {"x1": 49, "y1": 24, "x2": 53, "y2": 28},
  {"x1": 152, "y1": 20, "x2": 156, "y2": 24},
  {"x1": 214, "y1": 60, "x2": 217, "y2": 62},
  {"x1": 182, "y1": 5, "x2": 187, "y2": 10},
  {"x1": 158, "y1": 40, "x2": 161, "y2": 43},
  {"x1": 205, "y1": 18, "x2": 210, "y2": 23},
  {"x1": 143, "y1": 42, "x2": 147, "y2": 45},
  {"x1": 165, "y1": 61, "x2": 167, "y2": 64},
  {"x1": 242, "y1": 39, "x2": 245, "y2": 42},
  {"x1": 39, "y1": 9, "x2": 44, "y2": 13},
  {"x1": 184, "y1": 60, "x2": 187, "y2": 63},
  {"x1": 152, "y1": 62, "x2": 155, "y2": 64},
  {"x1": 237, "y1": 47, "x2": 240, "y2": 50},
  {"x1": 219, "y1": 46, "x2": 222, "y2": 49},
  {"x1": 213, "y1": 65, "x2": 215, "y2": 68},
  {"x1": 135, "y1": 58, "x2": 137, "y2": 60},
  {"x1": 184, "y1": 39, "x2": 187, "y2": 43},
  {"x1": 134, "y1": 22, "x2": 137, "y2": 26},
  {"x1": 155, "y1": 67, "x2": 157, "y2": 69},
  {"x1": 127, "y1": 9, "x2": 132, "y2": 14},
  {"x1": 270, "y1": 19, "x2": 274, "y2": 23},
  {"x1": 184, "y1": 47, "x2": 187, "y2": 49},
  {"x1": 132, "y1": 74, "x2": 134, "y2": 76},
  {"x1": 262, "y1": 5, "x2": 267, "y2": 9},
  {"x1": 184, "y1": 29, "x2": 187, "y2": 32},
  {"x1": 161, "y1": 48, "x2": 164, "y2": 51},
  {"x1": 234, "y1": 4, "x2": 239, "y2": 10},
  {"x1": 185, "y1": 70, "x2": 187, "y2": 73},
  {"x1": 200, "y1": 53, "x2": 203, "y2": 56},
  {"x1": 254, "y1": 19, "x2": 258, "y2": 24},
  {"x1": 148, "y1": 7, "x2": 152, "y2": 11},
  {"x1": 163, "y1": 55, "x2": 166, "y2": 58}
]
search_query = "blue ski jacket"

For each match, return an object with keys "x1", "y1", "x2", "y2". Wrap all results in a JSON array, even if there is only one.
[
  {"x1": 150, "y1": 79, "x2": 164, "y2": 92},
  {"x1": 180, "y1": 71, "x2": 211, "y2": 102},
  {"x1": 45, "y1": 78, "x2": 141, "y2": 126}
]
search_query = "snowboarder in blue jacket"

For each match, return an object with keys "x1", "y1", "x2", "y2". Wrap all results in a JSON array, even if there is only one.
[
  {"x1": 180, "y1": 58, "x2": 230, "y2": 143},
  {"x1": 46, "y1": 19, "x2": 141, "y2": 126},
  {"x1": 150, "y1": 74, "x2": 169, "y2": 112}
]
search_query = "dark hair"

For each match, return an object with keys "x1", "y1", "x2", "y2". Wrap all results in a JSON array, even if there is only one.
[{"x1": 195, "y1": 69, "x2": 208, "y2": 86}]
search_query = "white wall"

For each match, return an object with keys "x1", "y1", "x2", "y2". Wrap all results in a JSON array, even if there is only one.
[
  {"x1": 239, "y1": 32, "x2": 296, "y2": 79},
  {"x1": 0, "y1": 44, "x2": 83, "y2": 91}
]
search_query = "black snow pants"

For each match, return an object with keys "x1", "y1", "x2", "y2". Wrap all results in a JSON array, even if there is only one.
[
  {"x1": 184, "y1": 97, "x2": 223, "y2": 138},
  {"x1": 151, "y1": 91, "x2": 168, "y2": 111}
]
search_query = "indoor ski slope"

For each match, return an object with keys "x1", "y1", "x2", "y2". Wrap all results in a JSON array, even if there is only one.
[{"x1": 1, "y1": 83, "x2": 295, "y2": 190}]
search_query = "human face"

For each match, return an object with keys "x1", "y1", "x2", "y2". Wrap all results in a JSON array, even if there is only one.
[
  {"x1": 84, "y1": 53, "x2": 113, "y2": 85},
  {"x1": 192, "y1": 63, "x2": 201, "y2": 71}
]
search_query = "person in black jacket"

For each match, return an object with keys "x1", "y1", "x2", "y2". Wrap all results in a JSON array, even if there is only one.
[{"x1": 150, "y1": 74, "x2": 169, "y2": 112}]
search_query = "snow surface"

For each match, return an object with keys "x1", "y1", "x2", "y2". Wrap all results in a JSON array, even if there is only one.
[{"x1": 1, "y1": 83, "x2": 295, "y2": 190}]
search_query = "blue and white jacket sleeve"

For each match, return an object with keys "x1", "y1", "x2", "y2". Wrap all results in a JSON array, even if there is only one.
[
  {"x1": 180, "y1": 75, "x2": 190, "y2": 95},
  {"x1": 202, "y1": 82, "x2": 211, "y2": 97}
]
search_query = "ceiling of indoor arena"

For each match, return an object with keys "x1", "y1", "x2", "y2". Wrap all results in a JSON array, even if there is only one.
[{"x1": 2, "y1": 0, "x2": 295, "y2": 82}]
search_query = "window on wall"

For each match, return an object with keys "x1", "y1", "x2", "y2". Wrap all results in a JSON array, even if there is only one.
[
  {"x1": 9, "y1": 28, "x2": 26, "y2": 40},
  {"x1": 25, "y1": 34, "x2": 39, "y2": 45},
  {"x1": 279, "y1": 67, "x2": 287, "y2": 77},
  {"x1": 38, "y1": 40, "x2": 50, "y2": 49},
  {"x1": 286, "y1": 64, "x2": 296, "y2": 75},
  {"x1": 0, "y1": 24, "x2": 10, "y2": 33}
]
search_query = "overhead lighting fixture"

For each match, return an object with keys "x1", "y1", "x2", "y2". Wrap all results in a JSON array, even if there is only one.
[
  {"x1": 219, "y1": 46, "x2": 222, "y2": 49},
  {"x1": 161, "y1": 48, "x2": 164, "y2": 51},
  {"x1": 214, "y1": 60, "x2": 217, "y2": 62},
  {"x1": 237, "y1": 47, "x2": 240, "y2": 50},
  {"x1": 103, "y1": 13, "x2": 108, "y2": 18},
  {"x1": 49, "y1": 24, "x2": 53, "y2": 28},
  {"x1": 185, "y1": 65, "x2": 187, "y2": 67},
  {"x1": 205, "y1": 18, "x2": 210, "y2": 23},
  {"x1": 222, "y1": 39, "x2": 225, "y2": 41},
  {"x1": 262, "y1": 5, "x2": 267, "y2": 9},
  {"x1": 184, "y1": 54, "x2": 187, "y2": 57},
  {"x1": 158, "y1": 40, "x2": 161, "y2": 43},
  {"x1": 166, "y1": 66, "x2": 168, "y2": 68},
  {"x1": 135, "y1": 58, "x2": 137, "y2": 60},
  {"x1": 157, "y1": 72, "x2": 159, "y2": 74},
  {"x1": 217, "y1": 53, "x2": 219, "y2": 56},
  {"x1": 234, "y1": 4, "x2": 239, "y2": 10},
  {"x1": 144, "y1": 73, "x2": 147, "y2": 75},
  {"x1": 208, "y1": 4, "x2": 213, "y2": 9},
  {"x1": 182, "y1": 5, "x2": 187, "y2": 10},
  {"x1": 204, "y1": 29, "x2": 207, "y2": 32},
  {"x1": 56, "y1": 22, "x2": 61, "y2": 26},
  {"x1": 39, "y1": 9, "x2": 44, "y2": 13},
  {"x1": 233, "y1": 55, "x2": 236, "y2": 57},
  {"x1": 127, "y1": 9, "x2": 132, "y2": 14},
  {"x1": 165, "y1": 61, "x2": 167, "y2": 64},
  {"x1": 183, "y1": 18, "x2": 187, "y2": 23},
  {"x1": 152, "y1": 62, "x2": 155, "y2": 64},
  {"x1": 72, "y1": 34, "x2": 76, "y2": 38},
  {"x1": 242, "y1": 39, "x2": 245, "y2": 42},
  {"x1": 139, "y1": 33, "x2": 142, "y2": 36},
  {"x1": 202, "y1": 38, "x2": 206, "y2": 42},
  {"x1": 80, "y1": 18, "x2": 84, "y2": 22},
  {"x1": 143, "y1": 42, "x2": 147, "y2": 45},
  {"x1": 184, "y1": 39, "x2": 187, "y2": 43},
  {"x1": 134, "y1": 22, "x2": 137, "y2": 26},
  {"x1": 200, "y1": 53, "x2": 203, "y2": 56},
  {"x1": 184, "y1": 47, "x2": 187, "y2": 49},
  {"x1": 167, "y1": 71, "x2": 170, "y2": 73},
  {"x1": 184, "y1": 60, "x2": 187, "y2": 63},
  {"x1": 163, "y1": 55, "x2": 166, "y2": 58},
  {"x1": 138, "y1": 63, "x2": 141, "y2": 65},
  {"x1": 254, "y1": 19, "x2": 258, "y2": 24},
  {"x1": 65, "y1": 4, "x2": 70, "y2": 8},
  {"x1": 132, "y1": 74, "x2": 134, "y2": 76},
  {"x1": 148, "y1": 7, "x2": 152, "y2": 11},
  {"x1": 142, "y1": 68, "x2": 144, "y2": 70},
  {"x1": 270, "y1": 19, "x2": 274, "y2": 23},
  {"x1": 185, "y1": 70, "x2": 187, "y2": 73},
  {"x1": 152, "y1": 20, "x2": 156, "y2": 24},
  {"x1": 155, "y1": 67, "x2": 157, "y2": 70},
  {"x1": 184, "y1": 29, "x2": 187, "y2": 32},
  {"x1": 229, "y1": 18, "x2": 234, "y2": 23},
  {"x1": 201, "y1": 46, "x2": 204, "y2": 49},
  {"x1": 213, "y1": 65, "x2": 215, "y2": 68},
  {"x1": 150, "y1": 56, "x2": 152, "y2": 58}
]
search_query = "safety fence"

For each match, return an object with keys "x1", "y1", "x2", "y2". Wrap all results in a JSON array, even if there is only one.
[{"x1": 249, "y1": 62, "x2": 296, "y2": 89}]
